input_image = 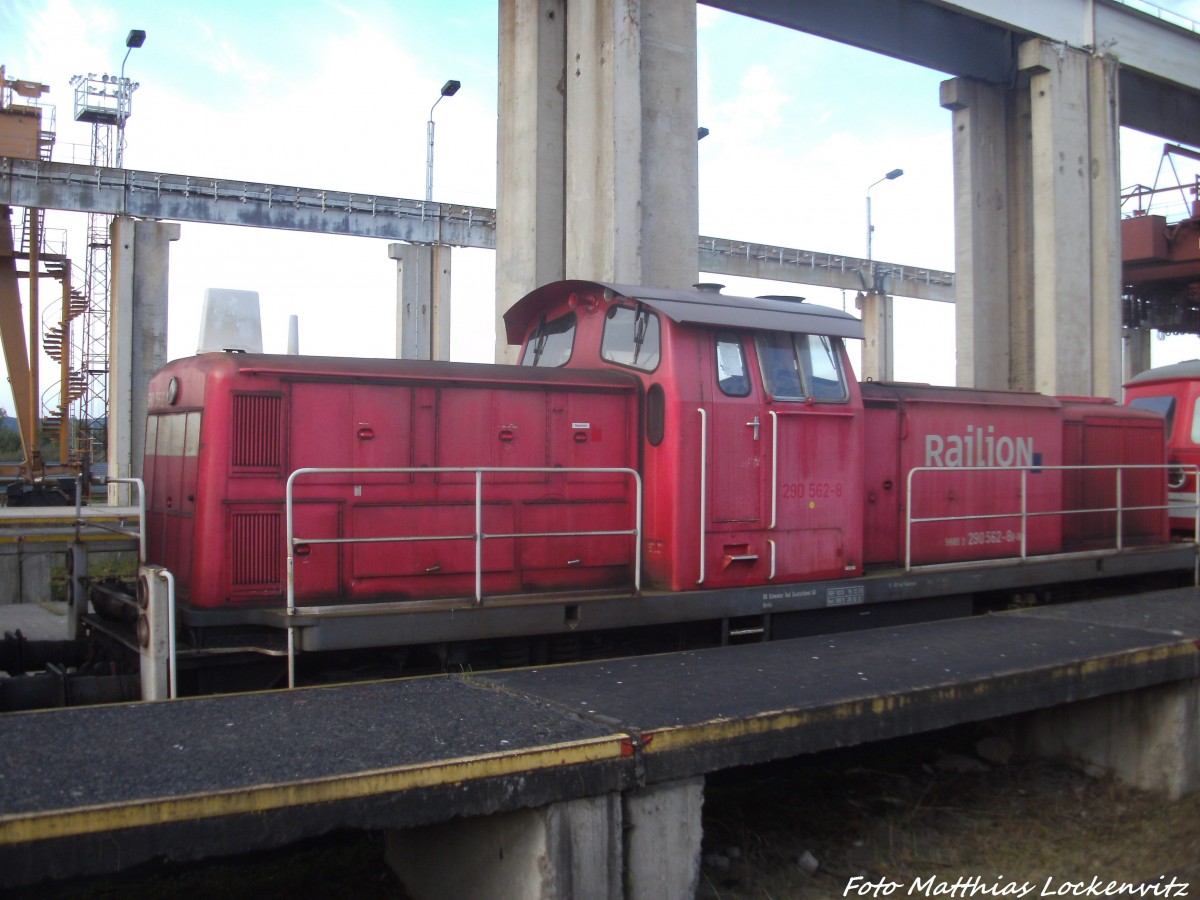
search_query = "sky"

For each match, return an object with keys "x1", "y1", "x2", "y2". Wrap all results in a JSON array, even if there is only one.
[{"x1": 3, "y1": 0, "x2": 1200, "y2": 418}]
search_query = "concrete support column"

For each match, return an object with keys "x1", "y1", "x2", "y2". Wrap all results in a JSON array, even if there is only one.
[
  {"x1": 1020, "y1": 40, "x2": 1122, "y2": 399},
  {"x1": 385, "y1": 778, "x2": 703, "y2": 899},
  {"x1": 389, "y1": 243, "x2": 451, "y2": 361},
  {"x1": 496, "y1": 0, "x2": 566, "y2": 364},
  {"x1": 564, "y1": 0, "x2": 698, "y2": 288},
  {"x1": 496, "y1": 0, "x2": 699, "y2": 360},
  {"x1": 1006, "y1": 678, "x2": 1200, "y2": 800},
  {"x1": 107, "y1": 217, "x2": 179, "y2": 506},
  {"x1": 940, "y1": 78, "x2": 1018, "y2": 390},
  {"x1": 855, "y1": 291, "x2": 894, "y2": 382},
  {"x1": 941, "y1": 42, "x2": 1122, "y2": 398},
  {"x1": 1088, "y1": 53, "x2": 1123, "y2": 399},
  {"x1": 1122, "y1": 327, "x2": 1153, "y2": 385}
]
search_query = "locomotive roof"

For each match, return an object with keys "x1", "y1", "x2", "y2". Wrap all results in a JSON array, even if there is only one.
[
  {"x1": 159, "y1": 353, "x2": 640, "y2": 392},
  {"x1": 1126, "y1": 359, "x2": 1200, "y2": 386},
  {"x1": 503, "y1": 280, "x2": 865, "y2": 344}
]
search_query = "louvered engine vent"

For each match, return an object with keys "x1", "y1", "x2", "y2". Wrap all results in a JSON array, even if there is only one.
[
  {"x1": 230, "y1": 510, "x2": 282, "y2": 588},
  {"x1": 232, "y1": 393, "x2": 282, "y2": 469}
]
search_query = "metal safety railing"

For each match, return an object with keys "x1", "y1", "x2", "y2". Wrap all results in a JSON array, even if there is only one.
[
  {"x1": 904, "y1": 464, "x2": 1200, "y2": 575},
  {"x1": 75, "y1": 475, "x2": 146, "y2": 561},
  {"x1": 283, "y1": 466, "x2": 643, "y2": 688},
  {"x1": 73, "y1": 477, "x2": 178, "y2": 699}
]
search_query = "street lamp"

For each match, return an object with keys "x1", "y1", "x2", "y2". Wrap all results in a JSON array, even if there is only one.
[
  {"x1": 426, "y1": 79, "x2": 461, "y2": 202},
  {"x1": 116, "y1": 29, "x2": 145, "y2": 169},
  {"x1": 866, "y1": 167, "x2": 903, "y2": 268}
]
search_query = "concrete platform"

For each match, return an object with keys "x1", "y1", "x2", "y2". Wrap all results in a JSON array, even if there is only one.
[
  {"x1": 0, "y1": 505, "x2": 139, "y2": 605},
  {"x1": 1, "y1": 587, "x2": 1198, "y2": 887},
  {"x1": 0, "y1": 601, "x2": 68, "y2": 641}
]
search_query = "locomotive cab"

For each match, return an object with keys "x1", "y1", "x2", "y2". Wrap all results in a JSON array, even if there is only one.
[
  {"x1": 1125, "y1": 359, "x2": 1200, "y2": 531},
  {"x1": 504, "y1": 281, "x2": 866, "y2": 592}
]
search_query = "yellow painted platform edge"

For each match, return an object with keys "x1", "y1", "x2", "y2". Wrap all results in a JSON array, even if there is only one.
[
  {"x1": 640, "y1": 642, "x2": 1200, "y2": 756},
  {"x1": 0, "y1": 733, "x2": 628, "y2": 846}
]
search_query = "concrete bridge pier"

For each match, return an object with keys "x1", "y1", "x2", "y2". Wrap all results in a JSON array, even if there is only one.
[
  {"x1": 942, "y1": 39, "x2": 1122, "y2": 399},
  {"x1": 1005, "y1": 677, "x2": 1200, "y2": 801},
  {"x1": 385, "y1": 777, "x2": 704, "y2": 900},
  {"x1": 857, "y1": 290, "x2": 894, "y2": 382},
  {"x1": 107, "y1": 217, "x2": 179, "y2": 505},
  {"x1": 390, "y1": 243, "x2": 452, "y2": 361},
  {"x1": 495, "y1": 0, "x2": 699, "y2": 363},
  {"x1": 1123, "y1": 326, "x2": 1153, "y2": 388}
]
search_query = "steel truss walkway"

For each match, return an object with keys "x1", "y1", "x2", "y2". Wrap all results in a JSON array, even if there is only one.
[{"x1": 0, "y1": 157, "x2": 955, "y2": 302}]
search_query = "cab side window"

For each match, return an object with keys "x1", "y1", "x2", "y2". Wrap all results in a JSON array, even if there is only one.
[
  {"x1": 715, "y1": 332, "x2": 750, "y2": 397},
  {"x1": 601, "y1": 305, "x2": 661, "y2": 371},
  {"x1": 756, "y1": 332, "x2": 803, "y2": 399},
  {"x1": 755, "y1": 332, "x2": 847, "y2": 402},
  {"x1": 521, "y1": 312, "x2": 577, "y2": 367},
  {"x1": 800, "y1": 334, "x2": 848, "y2": 402},
  {"x1": 1129, "y1": 395, "x2": 1176, "y2": 437}
]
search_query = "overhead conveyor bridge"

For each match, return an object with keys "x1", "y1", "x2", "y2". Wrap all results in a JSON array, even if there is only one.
[{"x1": 0, "y1": 157, "x2": 956, "y2": 302}]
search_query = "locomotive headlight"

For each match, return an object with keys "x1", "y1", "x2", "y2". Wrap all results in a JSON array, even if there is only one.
[
  {"x1": 1168, "y1": 467, "x2": 1187, "y2": 489},
  {"x1": 137, "y1": 573, "x2": 150, "y2": 609},
  {"x1": 137, "y1": 613, "x2": 150, "y2": 648},
  {"x1": 167, "y1": 377, "x2": 180, "y2": 406}
]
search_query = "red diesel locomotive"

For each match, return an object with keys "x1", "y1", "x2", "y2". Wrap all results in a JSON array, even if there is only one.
[
  {"x1": 111, "y1": 280, "x2": 1190, "y2": 691},
  {"x1": 1124, "y1": 359, "x2": 1200, "y2": 532}
]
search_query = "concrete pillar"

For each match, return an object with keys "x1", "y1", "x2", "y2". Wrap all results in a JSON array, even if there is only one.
[
  {"x1": 622, "y1": 778, "x2": 704, "y2": 898},
  {"x1": 385, "y1": 778, "x2": 703, "y2": 900},
  {"x1": 855, "y1": 291, "x2": 894, "y2": 382},
  {"x1": 389, "y1": 243, "x2": 451, "y2": 361},
  {"x1": 1122, "y1": 327, "x2": 1153, "y2": 386},
  {"x1": 108, "y1": 217, "x2": 179, "y2": 506},
  {"x1": 1006, "y1": 678, "x2": 1200, "y2": 800},
  {"x1": 1020, "y1": 40, "x2": 1123, "y2": 400},
  {"x1": 1088, "y1": 54, "x2": 1123, "y2": 400},
  {"x1": 564, "y1": 0, "x2": 698, "y2": 288},
  {"x1": 940, "y1": 78, "x2": 1014, "y2": 390},
  {"x1": 941, "y1": 42, "x2": 1122, "y2": 399},
  {"x1": 496, "y1": 0, "x2": 566, "y2": 364},
  {"x1": 496, "y1": 0, "x2": 699, "y2": 360}
]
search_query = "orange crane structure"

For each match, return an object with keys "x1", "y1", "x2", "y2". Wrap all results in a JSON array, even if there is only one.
[{"x1": 0, "y1": 66, "x2": 86, "y2": 497}]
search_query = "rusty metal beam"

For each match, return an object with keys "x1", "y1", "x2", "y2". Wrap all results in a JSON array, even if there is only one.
[{"x1": 0, "y1": 205, "x2": 33, "y2": 472}]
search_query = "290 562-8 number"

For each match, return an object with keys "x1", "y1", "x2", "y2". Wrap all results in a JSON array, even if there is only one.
[{"x1": 781, "y1": 482, "x2": 843, "y2": 500}]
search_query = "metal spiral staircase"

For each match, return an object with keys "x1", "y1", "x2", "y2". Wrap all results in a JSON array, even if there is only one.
[{"x1": 40, "y1": 256, "x2": 90, "y2": 453}]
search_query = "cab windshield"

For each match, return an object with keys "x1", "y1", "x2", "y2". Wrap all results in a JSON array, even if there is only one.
[{"x1": 521, "y1": 312, "x2": 577, "y2": 367}]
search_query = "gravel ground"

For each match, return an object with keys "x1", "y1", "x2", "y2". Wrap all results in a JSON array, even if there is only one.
[
  {"x1": 697, "y1": 726, "x2": 1200, "y2": 900},
  {"x1": 16, "y1": 725, "x2": 1200, "y2": 899}
]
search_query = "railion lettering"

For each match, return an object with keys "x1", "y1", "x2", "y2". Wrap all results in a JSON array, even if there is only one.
[{"x1": 924, "y1": 425, "x2": 1034, "y2": 469}]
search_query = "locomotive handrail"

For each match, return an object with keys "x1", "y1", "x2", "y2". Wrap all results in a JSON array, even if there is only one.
[
  {"x1": 904, "y1": 464, "x2": 1200, "y2": 576},
  {"x1": 769, "y1": 411, "x2": 779, "y2": 531},
  {"x1": 284, "y1": 465, "x2": 643, "y2": 688},
  {"x1": 697, "y1": 409, "x2": 707, "y2": 585}
]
